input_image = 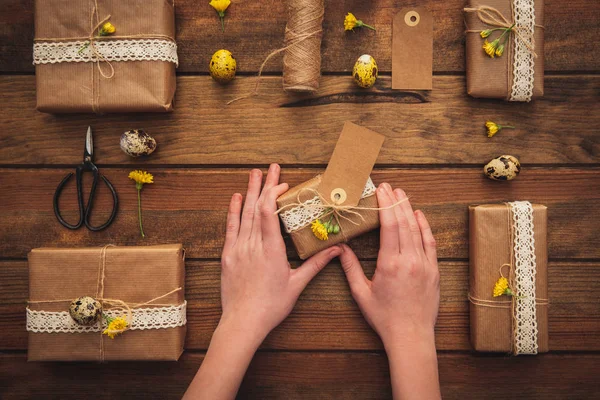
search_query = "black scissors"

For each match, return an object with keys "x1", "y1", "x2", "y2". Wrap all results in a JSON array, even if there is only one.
[{"x1": 53, "y1": 126, "x2": 118, "y2": 231}]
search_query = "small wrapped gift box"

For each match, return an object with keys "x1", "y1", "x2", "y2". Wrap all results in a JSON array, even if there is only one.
[
  {"x1": 34, "y1": 0, "x2": 177, "y2": 113},
  {"x1": 464, "y1": 0, "x2": 544, "y2": 101},
  {"x1": 27, "y1": 244, "x2": 186, "y2": 361},
  {"x1": 277, "y1": 122, "x2": 385, "y2": 260},
  {"x1": 469, "y1": 202, "x2": 548, "y2": 354}
]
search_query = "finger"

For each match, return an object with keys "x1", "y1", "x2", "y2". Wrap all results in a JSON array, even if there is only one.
[
  {"x1": 376, "y1": 184, "x2": 400, "y2": 255},
  {"x1": 261, "y1": 182, "x2": 289, "y2": 243},
  {"x1": 239, "y1": 169, "x2": 263, "y2": 240},
  {"x1": 415, "y1": 210, "x2": 438, "y2": 266},
  {"x1": 292, "y1": 246, "x2": 342, "y2": 292},
  {"x1": 338, "y1": 244, "x2": 370, "y2": 300},
  {"x1": 255, "y1": 164, "x2": 282, "y2": 238},
  {"x1": 223, "y1": 193, "x2": 242, "y2": 254},
  {"x1": 394, "y1": 188, "x2": 423, "y2": 254},
  {"x1": 261, "y1": 163, "x2": 281, "y2": 193}
]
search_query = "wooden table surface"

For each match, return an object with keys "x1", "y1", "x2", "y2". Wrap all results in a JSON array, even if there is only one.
[{"x1": 1, "y1": 0, "x2": 599, "y2": 398}]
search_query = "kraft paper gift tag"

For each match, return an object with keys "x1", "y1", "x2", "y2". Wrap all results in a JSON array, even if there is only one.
[{"x1": 392, "y1": 8, "x2": 433, "y2": 90}]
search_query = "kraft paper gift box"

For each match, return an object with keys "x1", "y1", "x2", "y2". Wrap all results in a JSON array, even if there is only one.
[
  {"x1": 277, "y1": 122, "x2": 385, "y2": 260},
  {"x1": 469, "y1": 203, "x2": 549, "y2": 354},
  {"x1": 464, "y1": 0, "x2": 544, "y2": 101},
  {"x1": 27, "y1": 244, "x2": 186, "y2": 361},
  {"x1": 34, "y1": 0, "x2": 177, "y2": 113}
]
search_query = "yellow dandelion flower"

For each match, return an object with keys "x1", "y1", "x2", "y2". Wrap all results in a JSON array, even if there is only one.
[
  {"x1": 99, "y1": 22, "x2": 116, "y2": 36},
  {"x1": 344, "y1": 12, "x2": 375, "y2": 31},
  {"x1": 492, "y1": 277, "x2": 515, "y2": 297},
  {"x1": 495, "y1": 44, "x2": 505, "y2": 57},
  {"x1": 485, "y1": 121, "x2": 515, "y2": 138},
  {"x1": 102, "y1": 316, "x2": 128, "y2": 339},
  {"x1": 482, "y1": 39, "x2": 498, "y2": 58},
  {"x1": 129, "y1": 170, "x2": 154, "y2": 186},
  {"x1": 480, "y1": 29, "x2": 492, "y2": 38},
  {"x1": 210, "y1": 0, "x2": 231, "y2": 32},
  {"x1": 311, "y1": 219, "x2": 329, "y2": 241}
]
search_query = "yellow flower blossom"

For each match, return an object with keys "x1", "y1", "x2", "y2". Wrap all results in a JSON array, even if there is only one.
[
  {"x1": 483, "y1": 39, "x2": 498, "y2": 58},
  {"x1": 210, "y1": 0, "x2": 231, "y2": 32},
  {"x1": 495, "y1": 44, "x2": 505, "y2": 57},
  {"x1": 493, "y1": 277, "x2": 515, "y2": 297},
  {"x1": 102, "y1": 316, "x2": 128, "y2": 339},
  {"x1": 480, "y1": 29, "x2": 492, "y2": 38},
  {"x1": 129, "y1": 170, "x2": 154, "y2": 238},
  {"x1": 311, "y1": 219, "x2": 329, "y2": 241},
  {"x1": 344, "y1": 12, "x2": 376, "y2": 31},
  {"x1": 99, "y1": 22, "x2": 116, "y2": 36},
  {"x1": 485, "y1": 121, "x2": 515, "y2": 138}
]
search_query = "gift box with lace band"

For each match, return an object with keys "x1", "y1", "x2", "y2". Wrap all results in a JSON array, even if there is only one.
[
  {"x1": 26, "y1": 244, "x2": 186, "y2": 361},
  {"x1": 469, "y1": 203, "x2": 548, "y2": 354},
  {"x1": 464, "y1": 0, "x2": 544, "y2": 101},
  {"x1": 34, "y1": 0, "x2": 177, "y2": 113}
]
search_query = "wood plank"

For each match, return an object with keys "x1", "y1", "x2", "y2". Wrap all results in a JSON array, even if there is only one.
[
  {"x1": 0, "y1": 168, "x2": 598, "y2": 259},
  {"x1": 1, "y1": 351, "x2": 599, "y2": 399},
  {"x1": 1, "y1": 0, "x2": 599, "y2": 73},
  {"x1": 0, "y1": 75, "x2": 598, "y2": 166},
  {"x1": 2, "y1": 260, "x2": 599, "y2": 351}
]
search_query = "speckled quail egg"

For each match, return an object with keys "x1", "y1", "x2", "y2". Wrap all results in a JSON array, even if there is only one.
[
  {"x1": 209, "y1": 49, "x2": 237, "y2": 84},
  {"x1": 353, "y1": 54, "x2": 378, "y2": 88},
  {"x1": 69, "y1": 296, "x2": 102, "y2": 326},
  {"x1": 120, "y1": 129, "x2": 157, "y2": 157},
  {"x1": 484, "y1": 155, "x2": 521, "y2": 181}
]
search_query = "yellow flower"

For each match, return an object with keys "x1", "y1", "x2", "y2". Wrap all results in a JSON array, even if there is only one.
[
  {"x1": 480, "y1": 29, "x2": 492, "y2": 38},
  {"x1": 495, "y1": 44, "x2": 505, "y2": 57},
  {"x1": 210, "y1": 0, "x2": 231, "y2": 31},
  {"x1": 482, "y1": 39, "x2": 498, "y2": 58},
  {"x1": 344, "y1": 12, "x2": 376, "y2": 31},
  {"x1": 129, "y1": 170, "x2": 154, "y2": 186},
  {"x1": 311, "y1": 219, "x2": 329, "y2": 241},
  {"x1": 493, "y1": 277, "x2": 515, "y2": 297},
  {"x1": 99, "y1": 22, "x2": 116, "y2": 36},
  {"x1": 485, "y1": 121, "x2": 515, "y2": 138},
  {"x1": 102, "y1": 316, "x2": 128, "y2": 339}
]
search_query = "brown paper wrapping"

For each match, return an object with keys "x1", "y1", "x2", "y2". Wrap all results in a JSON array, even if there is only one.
[
  {"x1": 465, "y1": 0, "x2": 544, "y2": 100},
  {"x1": 27, "y1": 244, "x2": 186, "y2": 361},
  {"x1": 34, "y1": 0, "x2": 176, "y2": 113},
  {"x1": 469, "y1": 204, "x2": 548, "y2": 353},
  {"x1": 277, "y1": 175, "x2": 379, "y2": 260}
]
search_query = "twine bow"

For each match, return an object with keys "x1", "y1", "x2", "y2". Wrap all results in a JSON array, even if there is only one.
[
  {"x1": 85, "y1": 14, "x2": 116, "y2": 79},
  {"x1": 464, "y1": 5, "x2": 538, "y2": 58}
]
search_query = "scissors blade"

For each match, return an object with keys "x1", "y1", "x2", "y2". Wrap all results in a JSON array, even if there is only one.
[{"x1": 85, "y1": 126, "x2": 94, "y2": 159}]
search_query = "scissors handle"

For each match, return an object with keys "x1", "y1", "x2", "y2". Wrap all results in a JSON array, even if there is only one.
[{"x1": 53, "y1": 164, "x2": 119, "y2": 231}]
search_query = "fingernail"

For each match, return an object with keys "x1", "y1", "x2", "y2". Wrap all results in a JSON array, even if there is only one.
[{"x1": 394, "y1": 189, "x2": 406, "y2": 198}]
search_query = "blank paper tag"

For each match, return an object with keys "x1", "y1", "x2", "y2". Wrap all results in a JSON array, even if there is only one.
[
  {"x1": 319, "y1": 122, "x2": 385, "y2": 207},
  {"x1": 392, "y1": 7, "x2": 433, "y2": 90}
]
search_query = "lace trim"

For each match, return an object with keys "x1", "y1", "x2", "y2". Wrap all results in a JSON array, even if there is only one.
[
  {"x1": 26, "y1": 301, "x2": 187, "y2": 334},
  {"x1": 280, "y1": 178, "x2": 377, "y2": 233},
  {"x1": 33, "y1": 39, "x2": 179, "y2": 66},
  {"x1": 509, "y1": 0, "x2": 536, "y2": 102},
  {"x1": 509, "y1": 201, "x2": 538, "y2": 354}
]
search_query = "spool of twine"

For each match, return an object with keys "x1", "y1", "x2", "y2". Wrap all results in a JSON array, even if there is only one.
[{"x1": 283, "y1": 0, "x2": 324, "y2": 93}]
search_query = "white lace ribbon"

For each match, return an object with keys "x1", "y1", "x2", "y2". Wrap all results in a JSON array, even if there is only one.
[
  {"x1": 280, "y1": 178, "x2": 377, "y2": 233},
  {"x1": 509, "y1": 0, "x2": 536, "y2": 102},
  {"x1": 26, "y1": 301, "x2": 187, "y2": 334},
  {"x1": 509, "y1": 201, "x2": 538, "y2": 354},
  {"x1": 33, "y1": 39, "x2": 179, "y2": 66}
]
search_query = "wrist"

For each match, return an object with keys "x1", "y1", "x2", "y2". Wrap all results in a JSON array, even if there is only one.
[
  {"x1": 215, "y1": 313, "x2": 269, "y2": 350},
  {"x1": 381, "y1": 324, "x2": 436, "y2": 354}
]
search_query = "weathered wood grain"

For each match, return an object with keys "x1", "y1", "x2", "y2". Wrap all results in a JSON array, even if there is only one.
[
  {"x1": 0, "y1": 75, "x2": 598, "y2": 166},
  {"x1": 2, "y1": 259, "x2": 598, "y2": 351},
  {"x1": 0, "y1": 168, "x2": 598, "y2": 259},
  {"x1": 1, "y1": 351, "x2": 599, "y2": 399},
  {"x1": 1, "y1": 0, "x2": 598, "y2": 73}
]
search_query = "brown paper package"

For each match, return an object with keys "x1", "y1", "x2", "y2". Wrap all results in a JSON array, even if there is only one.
[
  {"x1": 34, "y1": 0, "x2": 176, "y2": 113},
  {"x1": 28, "y1": 244, "x2": 186, "y2": 361},
  {"x1": 465, "y1": 0, "x2": 544, "y2": 100},
  {"x1": 469, "y1": 204, "x2": 548, "y2": 353},
  {"x1": 277, "y1": 175, "x2": 379, "y2": 260}
]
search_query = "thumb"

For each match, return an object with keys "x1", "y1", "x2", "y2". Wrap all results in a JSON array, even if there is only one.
[
  {"x1": 292, "y1": 246, "x2": 342, "y2": 292},
  {"x1": 339, "y1": 244, "x2": 369, "y2": 299}
]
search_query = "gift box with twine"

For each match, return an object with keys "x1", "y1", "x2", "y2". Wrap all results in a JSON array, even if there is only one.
[
  {"x1": 469, "y1": 203, "x2": 549, "y2": 354},
  {"x1": 464, "y1": 0, "x2": 544, "y2": 101},
  {"x1": 26, "y1": 244, "x2": 186, "y2": 361},
  {"x1": 33, "y1": 0, "x2": 178, "y2": 113},
  {"x1": 276, "y1": 122, "x2": 396, "y2": 260}
]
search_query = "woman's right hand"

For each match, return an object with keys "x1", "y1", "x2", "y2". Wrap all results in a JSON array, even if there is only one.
[{"x1": 338, "y1": 182, "x2": 440, "y2": 347}]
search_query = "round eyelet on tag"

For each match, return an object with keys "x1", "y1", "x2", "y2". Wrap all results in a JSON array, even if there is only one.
[
  {"x1": 404, "y1": 11, "x2": 420, "y2": 27},
  {"x1": 330, "y1": 188, "x2": 347, "y2": 205}
]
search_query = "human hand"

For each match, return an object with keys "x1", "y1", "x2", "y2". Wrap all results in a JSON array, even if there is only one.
[
  {"x1": 219, "y1": 164, "x2": 342, "y2": 342},
  {"x1": 338, "y1": 183, "x2": 439, "y2": 347}
]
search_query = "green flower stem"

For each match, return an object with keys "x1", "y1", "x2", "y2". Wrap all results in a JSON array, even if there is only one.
[
  {"x1": 218, "y1": 11, "x2": 225, "y2": 32},
  {"x1": 499, "y1": 125, "x2": 516, "y2": 129},
  {"x1": 357, "y1": 21, "x2": 376, "y2": 31},
  {"x1": 136, "y1": 186, "x2": 145, "y2": 238}
]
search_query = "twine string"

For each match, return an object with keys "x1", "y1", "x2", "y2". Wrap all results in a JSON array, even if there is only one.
[{"x1": 464, "y1": 5, "x2": 540, "y2": 58}]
